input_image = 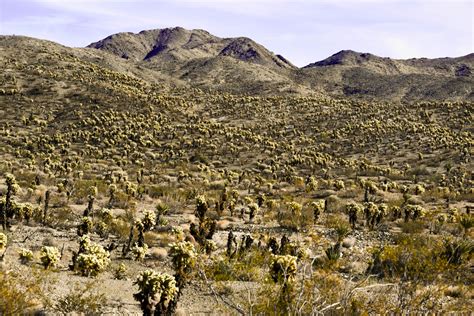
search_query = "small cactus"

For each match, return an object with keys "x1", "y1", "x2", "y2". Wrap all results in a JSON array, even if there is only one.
[{"x1": 40, "y1": 246, "x2": 61, "y2": 269}]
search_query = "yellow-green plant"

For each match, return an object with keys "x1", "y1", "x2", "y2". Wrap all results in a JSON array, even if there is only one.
[
  {"x1": 0, "y1": 232, "x2": 7, "y2": 251},
  {"x1": 40, "y1": 246, "x2": 61, "y2": 269},
  {"x1": 18, "y1": 248, "x2": 34, "y2": 264},
  {"x1": 133, "y1": 270, "x2": 178, "y2": 315},
  {"x1": 76, "y1": 242, "x2": 110, "y2": 277}
]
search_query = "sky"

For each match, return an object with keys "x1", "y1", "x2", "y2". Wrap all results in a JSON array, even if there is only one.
[{"x1": 0, "y1": 0, "x2": 473, "y2": 67}]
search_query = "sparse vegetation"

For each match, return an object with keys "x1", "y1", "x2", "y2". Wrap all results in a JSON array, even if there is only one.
[{"x1": 0, "y1": 32, "x2": 472, "y2": 314}]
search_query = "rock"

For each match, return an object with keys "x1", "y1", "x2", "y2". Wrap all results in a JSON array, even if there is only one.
[
  {"x1": 216, "y1": 220, "x2": 231, "y2": 230},
  {"x1": 340, "y1": 261, "x2": 367, "y2": 274},
  {"x1": 149, "y1": 247, "x2": 168, "y2": 261},
  {"x1": 342, "y1": 237, "x2": 356, "y2": 248}
]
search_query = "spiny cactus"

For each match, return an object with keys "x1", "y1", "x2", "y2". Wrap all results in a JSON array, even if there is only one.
[
  {"x1": 77, "y1": 216, "x2": 93, "y2": 236},
  {"x1": 346, "y1": 202, "x2": 362, "y2": 228},
  {"x1": 0, "y1": 232, "x2": 7, "y2": 251},
  {"x1": 18, "y1": 248, "x2": 34, "y2": 264},
  {"x1": 133, "y1": 270, "x2": 179, "y2": 316},
  {"x1": 269, "y1": 254, "x2": 297, "y2": 284},
  {"x1": 287, "y1": 201, "x2": 302, "y2": 217},
  {"x1": 311, "y1": 200, "x2": 325, "y2": 223},
  {"x1": 40, "y1": 246, "x2": 61, "y2": 269},
  {"x1": 142, "y1": 210, "x2": 156, "y2": 231},
  {"x1": 76, "y1": 243, "x2": 111, "y2": 277},
  {"x1": 2, "y1": 173, "x2": 19, "y2": 230},
  {"x1": 131, "y1": 243, "x2": 149, "y2": 261},
  {"x1": 248, "y1": 202, "x2": 259, "y2": 222},
  {"x1": 195, "y1": 194, "x2": 208, "y2": 221}
]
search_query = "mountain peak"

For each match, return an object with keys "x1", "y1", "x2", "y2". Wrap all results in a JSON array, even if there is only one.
[
  {"x1": 304, "y1": 50, "x2": 380, "y2": 67},
  {"x1": 88, "y1": 27, "x2": 295, "y2": 69}
]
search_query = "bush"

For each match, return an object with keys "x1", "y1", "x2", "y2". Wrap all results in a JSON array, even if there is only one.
[{"x1": 54, "y1": 281, "x2": 106, "y2": 315}]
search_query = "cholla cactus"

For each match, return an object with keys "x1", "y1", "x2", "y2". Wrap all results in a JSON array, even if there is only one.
[
  {"x1": 269, "y1": 254, "x2": 298, "y2": 284},
  {"x1": 108, "y1": 184, "x2": 117, "y2": 207},
  {"x1": 2, "y1": 173, "x2": 20, "y2": 230},
  {"x1": 114, "y1": 263, "x2": 127, "y2": 280},
  {"x1": 346, "y1": 202, "x2": 362, "y2": 228},
  {"x1": 76, "y1": 241, "x2": 111, "y2": 276},
  {"x1": 404, "y1": 205, "x2": 425, "y2": 221},
  {"x1": 414, "y1": 184, "x2": 425, "y2": 195},
  {"x1": 131, "y1": 243, "x2": 149, "y2": 261},
  {"x1": 204, "y1": 239, "x2": 217, "y2": 255},
  {"x1": 99, "y1": 208, "x2": 113, "y2": 222},
  {"x1": 18, "y1": 248, "x2": 34, "y2": 264},
  {"x1": 334, "y1": 179, "x2": 345, "y2": 191},
  {"x1": 0, "y1": 232, "x2": 7, "y2": 251},
  {"x1": 40, "y1": 246, "x2": 61, "y2": 269},
  {"x1": 248, "y1": 203, "x2": 259, "y2": 222},
  {"x1": 77, "y1": 216, "x2": 93, "y2": 236},
  {"x1": 195, "y1": 195, "x2": 208, "y2": 221},
  {"x1": 133, "y1": 270, "x2": 179, "y2": 315},
  {"x1": 169, "y1": 241, "x2": 197, "y2": 289},
  {"x1": 364, "y1": 202, "x2": 378, "y2": 228},
  {"x1": 305, "y1": 176, "x2": 318, "y2": 192},
  {"x1": 311, "y1": 200, "x2": 325, "y2": 223},
  {"x1": 287, "y1": 202, "x2": 302, "y2": 217},
  {"x1": 169, "y1": 241, "x2": 197, "y2": 272},
  {"x1": 142, "y1": 210, "x2": 156, "y2": 231}
]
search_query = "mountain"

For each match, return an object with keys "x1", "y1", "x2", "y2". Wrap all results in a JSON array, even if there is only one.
[
  {"x1": 1, "y1": 27, "x2": 472, "y2": 100},
  {"x1": 87, "y1": 28, "x2": 473, "y2": 101},
  {"x1": 300, "y1": 50, "x2": 473, "y2": 100}
]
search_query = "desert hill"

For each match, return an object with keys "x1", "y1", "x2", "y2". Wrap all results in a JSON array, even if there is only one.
[{"x1": 87, "y1": 27, "x2": 473, "y2": 100}]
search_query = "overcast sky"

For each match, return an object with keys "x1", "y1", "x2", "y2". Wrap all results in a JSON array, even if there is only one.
[{"x1": 1, "y1": 0, "x2": 473, "y2": 67}]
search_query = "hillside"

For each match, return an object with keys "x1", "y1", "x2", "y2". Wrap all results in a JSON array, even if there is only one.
[
  {"x1": 301, "y1": 50, "x2": 474, "y2": 101},
  {"x1": 87, "y1": 27, "x2": 474, "y2": 101}
]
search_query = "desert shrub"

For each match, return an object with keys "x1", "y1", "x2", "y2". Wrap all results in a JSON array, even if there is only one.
[
  {"x1": 0, "y1": 269, "x2": 52, "y2": 314},
  {"x1": 442, "y1": 238, "x2": 473, "y2": 265},
  {"x1": 39, "y1": 246, "x2": 61, "y2": 269},
  {"x1": 367, "y1": 235, "x2": 454, "y2": 280},
  {"x1": 54, "y1": 281, "x2": 106, "y2": 315},
  {"x1": 400, "y1": 221, "x2": 425, "y2": 234},
  {"x1": 133, "y1": 270, "x2": 178, "y2": 315}
]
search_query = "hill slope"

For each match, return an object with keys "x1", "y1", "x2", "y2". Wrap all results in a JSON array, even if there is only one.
[{"x1": 86, "y1": 27, "x2": 474, "y2": 101}]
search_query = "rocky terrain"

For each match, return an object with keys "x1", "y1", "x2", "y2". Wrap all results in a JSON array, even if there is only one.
[{"x1": 88, "y1": 27, "x2": 474, "y2": 100}]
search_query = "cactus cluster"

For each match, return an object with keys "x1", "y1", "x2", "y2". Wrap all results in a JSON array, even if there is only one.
[
  {"x1": 74, "y1": 235, "x2": 111, "y2": 276},
  {"x1": 39, "y1": 246, "x2": 61, "y2": 269},
  {"x1": 269, "y1": 254, "x2": 298, "y2": 284},
  {"x1": 133, "y1": 269, "x2": 178, "y2": 315}
]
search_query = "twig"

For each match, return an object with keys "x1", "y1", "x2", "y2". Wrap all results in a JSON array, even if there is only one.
[{"x1": 197, "y1": 268, "x2": 245, "y2": 315}]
